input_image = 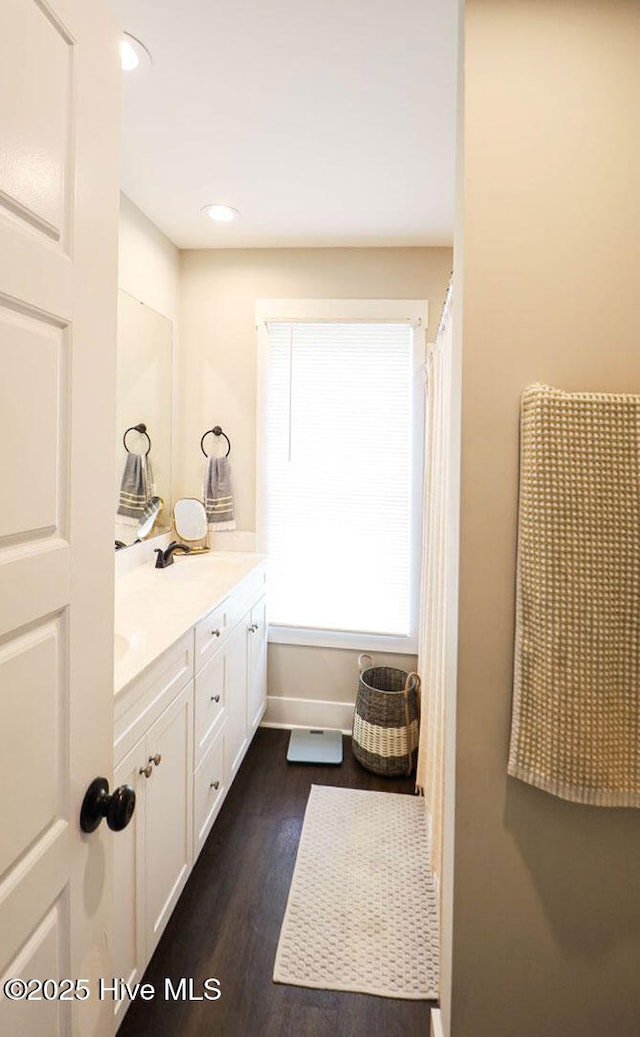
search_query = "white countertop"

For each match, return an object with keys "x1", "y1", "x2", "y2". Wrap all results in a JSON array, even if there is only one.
[{"x1": 114, "y1": 551, "x2": 265, "y2": 695}]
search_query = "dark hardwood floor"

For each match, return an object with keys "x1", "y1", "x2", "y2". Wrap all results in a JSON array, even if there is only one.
[{"x1": 117, "y1": 727, "x2": 434, "y2": 1037}]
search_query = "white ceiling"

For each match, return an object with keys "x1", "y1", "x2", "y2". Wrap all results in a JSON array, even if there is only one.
[{"x1": 108, "y1": 0, "x2": 457, "y2": 250}]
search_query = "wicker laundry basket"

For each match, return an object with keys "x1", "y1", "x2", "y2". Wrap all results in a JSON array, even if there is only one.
[{"x1": 352, "y1": 654, "x2": 421, "y2": 777}]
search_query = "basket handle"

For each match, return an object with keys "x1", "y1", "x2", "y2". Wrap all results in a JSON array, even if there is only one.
[
  {"x1": 404, "y1": 671, "x2": 421, "y2": 715},
  {"x1": 404, "y1": 671, "x2": 421, "y2": 695},
  {"x1": 402, "y1": 672, "x2": 421, "y2": 777},
  {"x1": 358, "y1": 653, "x2": 373, "y2": 673}
]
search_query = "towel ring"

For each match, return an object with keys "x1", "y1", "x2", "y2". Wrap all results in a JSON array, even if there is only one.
[
  {"x1": 201, "y1": 425, "x2": 231, "y2": 458},
  {"x1": 123, "y1": 423, "x2": 151, "y2": 457}
]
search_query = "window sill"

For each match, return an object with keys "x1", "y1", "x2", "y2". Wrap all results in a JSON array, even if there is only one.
[{"x1": 267, "y1": 625, "x2": 418, "y2": 655}]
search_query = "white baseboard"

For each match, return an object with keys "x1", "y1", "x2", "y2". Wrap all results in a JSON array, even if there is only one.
[
  {"x1": 431, "y1": 1008, "x2": 444, "y2": 1037},
  {"x1": 262, "y1": 694, "x2": 354, "y2": 733}
]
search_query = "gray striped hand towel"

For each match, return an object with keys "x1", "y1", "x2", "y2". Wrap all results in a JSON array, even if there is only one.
[
  {"x1": 204, "y1": 456, "x2": 236, "y2": 530},
  {"x1": 117, "y1": 453, "x2": 154, "y2": 526}
]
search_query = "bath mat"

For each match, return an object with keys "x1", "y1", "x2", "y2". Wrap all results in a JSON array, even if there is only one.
[{"x1": 273, "y1": 785, "x2": 439, "y2": 999}]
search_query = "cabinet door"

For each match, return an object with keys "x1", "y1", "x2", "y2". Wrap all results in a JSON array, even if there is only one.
[
  {"x1": 144, "y1": 682, "x2": 193, "y2": 959},
  {"x1": 113, "y1": 741, "x2": 146, "y2": 1026},
  {"x1": 247, "y1": 595, "x2": 268, "y2": 735},
  {"x1": 224, "y1": 622, "x2": 248, "y2": 784}
]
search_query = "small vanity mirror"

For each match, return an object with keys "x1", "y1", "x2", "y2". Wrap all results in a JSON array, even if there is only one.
[
  {"x1": 136, "y1": 495, "x2": 164, "y2": 540},
  {"x1": 173, "y1": 498, "x2": 209, "y2": 551}
]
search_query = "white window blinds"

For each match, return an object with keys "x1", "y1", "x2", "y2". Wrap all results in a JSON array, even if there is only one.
[{"x1": 263, "y1": 319, "x2": 420, "y2": 640}]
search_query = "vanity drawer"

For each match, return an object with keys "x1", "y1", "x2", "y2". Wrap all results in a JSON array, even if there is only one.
[
  {"x1": 194, "y1": 647, "x2": 226, "y2": 763},
  {"x1": 193, "y1": 728, "x2": 226, "y2": 855},
  {"x1": 194, "y1": 598, "x2": 230, "y2": 672}
]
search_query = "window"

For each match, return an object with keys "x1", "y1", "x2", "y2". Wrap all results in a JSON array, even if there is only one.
[{"x1": 256, "y1": 299, "x2": 426, "y2": 653}]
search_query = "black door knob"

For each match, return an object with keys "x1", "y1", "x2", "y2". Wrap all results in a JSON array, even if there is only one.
[{"x1": 80, "y1": 777, "x2": 136, "y2": 833}]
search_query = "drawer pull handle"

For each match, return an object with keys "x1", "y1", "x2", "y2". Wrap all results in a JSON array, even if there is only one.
[
  {"x1": 210, "y1": 780, "x2": 220, "y2": 791},
  {"x1": 139, "y1": 764, "x2": 153, "y2": 779},
  {"x1": 149, "y1": 754, "x2": 162, "y2": 767},
  {"x1": 249, "y1": 623, "x2": 258, "y2": 633},
  {"x1": 210, "y1": 694, "x2": 221, "y2": 703},
  {"x1": 211, "y1": 628, "x2": 221, "y2": 638}
]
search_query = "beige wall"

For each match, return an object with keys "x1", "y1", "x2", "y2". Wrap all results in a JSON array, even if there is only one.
[
  {"x1": 267, "y1": 643, "x2": 417, "y2": 714},
  {"x1": 446, "y1": 3, "x2": 640, "y2": 1035},
  {"x1": 118, "y1": 193, "x2": 180, "y2": 324},
  {"x1": 178, "y1": 247, "x2": 452, "y2": 707}
]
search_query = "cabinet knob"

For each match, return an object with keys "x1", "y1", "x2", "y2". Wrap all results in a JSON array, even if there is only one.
[
  {"x1": 149, "y1": 753, "x2": 162, "y2": 767},
  {"x1": 211, "y1": 628, "x2": 221, "y2": 638},
  {"x1": 210, "y1": 694, "x2": 221, "y2": 703},
  {"x1": 80, "y1": 778, "x2": 136, "y2": 833},
  {"x1": 210, "y1": 780, "x2": 220, "y2": 791},
  {"x1": 139, "y1": 763, "x2": 153, "y2": 778},
  {"x1": 248, "y1": 623, "x2": 258, "y2": 633}
]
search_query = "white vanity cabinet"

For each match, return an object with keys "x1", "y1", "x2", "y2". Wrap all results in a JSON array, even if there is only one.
[
  {"x1": 113, "y1": 559, "x2": 267, "y2": 1031},
  {"x1": 112, "y1": 681, "x2": 193, "y2": 1026},
  {"x1": 112, "y1": 634, "x2": 194, "y2": 1026},
  {"x1": 192, "y1": 569, "x2": 268, "y2": 844}
]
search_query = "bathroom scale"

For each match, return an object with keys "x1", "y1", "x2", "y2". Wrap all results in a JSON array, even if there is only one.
[{"x1": 287, "y1": 729, "x2": 343, "y2": 765}]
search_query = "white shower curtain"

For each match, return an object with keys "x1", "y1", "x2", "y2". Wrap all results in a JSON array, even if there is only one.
[{"x1": 416, "y1": 280, "x2": 454, "y2": 893}]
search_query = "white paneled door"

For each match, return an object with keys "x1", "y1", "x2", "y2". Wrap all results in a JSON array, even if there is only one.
[{"x1": 0, "y1": 1, "x2": 120, "y2": 1035}]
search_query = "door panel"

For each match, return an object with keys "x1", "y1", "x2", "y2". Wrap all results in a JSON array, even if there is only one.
[
  {"x1": 0, "y1": 305, "x2": 64, "y2": 539},
  {"x1": 0, "y1": 0, "x2": 72, "y2": 239},
  {"x1": 0, "y1": 618, "x2": 64, "y2": 876},
  {"x1": 0, "y1": 1, "x2": 120, "y2": 1035},
  {"x1": 0, "y1": 897, "x2": 68, "y2": 1037}
]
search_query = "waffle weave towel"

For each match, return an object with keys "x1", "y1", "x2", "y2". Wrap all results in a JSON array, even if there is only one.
[{"x1": 508, "y1": 384, "x2": 640, "y2": 807}]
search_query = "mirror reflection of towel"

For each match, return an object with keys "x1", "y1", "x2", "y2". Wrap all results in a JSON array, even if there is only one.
[
  {"x1": 118, "y1": 453, "x2": 154, "y2": 525},
  {"x1": 204, "y1": 456, "x2": 236, "y2": 530}
]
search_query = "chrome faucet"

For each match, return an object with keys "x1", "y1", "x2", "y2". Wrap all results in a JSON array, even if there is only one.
[{"x1": 154, "y1": 541, "x2": 191, "y2": 569}]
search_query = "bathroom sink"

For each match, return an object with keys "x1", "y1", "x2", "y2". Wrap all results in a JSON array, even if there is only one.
[{"x1": 163, "y1": 554, "x2": 245, "y2": 579}]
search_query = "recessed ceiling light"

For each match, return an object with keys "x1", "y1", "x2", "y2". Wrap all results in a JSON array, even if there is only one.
[
  {"x1": 201, "y1": 204, "x2": 240, "y2": 223},
  {"x1": 121, "y1": 33, "x2": 151, "y2": 73}
]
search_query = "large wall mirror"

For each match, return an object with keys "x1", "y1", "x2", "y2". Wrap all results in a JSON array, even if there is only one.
[{"x1": 115, "y1": 290, "x2": 173, "y2": 546}]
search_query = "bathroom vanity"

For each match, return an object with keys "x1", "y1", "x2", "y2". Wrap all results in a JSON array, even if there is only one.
[{"x1": 112, "y1": 550, "x2": 267, "y2": 1025}]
